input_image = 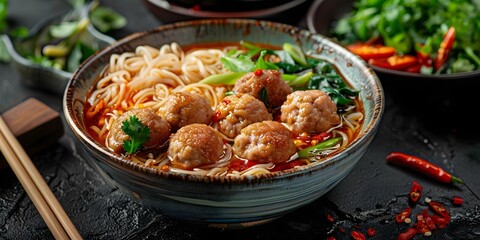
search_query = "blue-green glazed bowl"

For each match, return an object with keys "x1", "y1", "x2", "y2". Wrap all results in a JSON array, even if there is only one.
[
  {"x1": 63, "y1": 19, "x2": 384, "y2": 228},
  {"x1": 1, "y1": 4, "x2": 115, "y2": 95}
]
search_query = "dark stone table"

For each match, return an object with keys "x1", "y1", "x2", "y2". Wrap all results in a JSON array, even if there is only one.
[{"x1": 1, "y1": 0, "x2": 479, "y2": 239}]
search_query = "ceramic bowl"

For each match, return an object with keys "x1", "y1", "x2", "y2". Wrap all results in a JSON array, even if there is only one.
[
  {"x1": 1, "y1": 4, "x2": 115, "y2": 95},
  {"x1": 306, "y1": 0, "x2": 480, "y2": 85},
  {"x1": 63, "y1": 19, "x2": 384, "y2": 228},
  {"x1": 141, "y1": 0, "x2": 312, "y2": 25}
]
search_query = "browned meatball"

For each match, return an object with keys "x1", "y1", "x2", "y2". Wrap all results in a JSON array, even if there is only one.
[
  {"x1": 215, "y1": 94, "x2": 272, "y2": 138},
  {"x1": 233, "y1": 121, "x2": 296, "y2": 164},
  {"x1": 232, "y1": 70, "x2": 292, "y2": 109},
  {"x1": 280, "y1": 90, "x2": 340, "y2": 135},
  {"x1": 108, "y1": 108, "x2": 171, "y2": 154},
  {"x1": 168, "y1": 124, "x2": 224, "y2": 170},
  {"x1": 159, "y1": 91, "x2": 214, "y2": 131}
]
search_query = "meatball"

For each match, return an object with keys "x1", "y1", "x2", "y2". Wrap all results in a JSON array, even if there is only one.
[
  {"x1": 158, "y1": 91, "x2": 214, "y2": 130},
  {"x1": 168, "y1": 124, "x2": 224, "y2": 170},
  {"x1": 233, "y1": 121, "x2": 296, "y2": 164},
  {"x1": 215, "y1": 94, "x2": 272, "y2": 138},
  {"x1": 232, "y1": 70, "x2": 292, "y2": 109},
  {"x1": 280, "y1": 90, "x2": 340, "y2": 135},
  {"x1": 108, "y1": 108, "x2": 171, "y2": 154}
]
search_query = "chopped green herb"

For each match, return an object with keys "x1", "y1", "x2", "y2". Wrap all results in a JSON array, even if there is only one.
[{"x1": 121, "y1": 115, "x2": 151, "y2": 154}]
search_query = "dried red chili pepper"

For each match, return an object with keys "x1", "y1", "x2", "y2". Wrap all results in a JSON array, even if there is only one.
[
  {"x1": 409, "y1": 181, "x2": 422, "y2": 204},
  {"x1": 453, "y1": 196, "x2": 464, "y2": 206},
  {"x1": 429, "y1": 201, "x2": 450, "y2": 219},
  {"x1": 351, "y1": 230, "x2": 366, "y2": 240},
  {"x1": 397, "y1": 228, "x2": 417, "y2": 240},
  {"x1": 326, "y1": 214, "x2": 335, "y2": 223},
  {"x1": 367, "y1": 227, "x2": 376, "y2": 237},
  {"x1": 386, "y1": 152, "x2": 464, "y2": 184},
  {"x1": 395, "y1": 207, "x2": 412, "y2": 223}
]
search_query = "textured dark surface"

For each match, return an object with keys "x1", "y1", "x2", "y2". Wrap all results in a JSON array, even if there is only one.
[{"x1": 1, "y1": 0, "x2": 480, "y2": 239}]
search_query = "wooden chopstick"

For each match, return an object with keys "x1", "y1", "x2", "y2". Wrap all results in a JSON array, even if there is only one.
[{"x1": 0, "y1": 116, "x2": 82, "y2": 239}]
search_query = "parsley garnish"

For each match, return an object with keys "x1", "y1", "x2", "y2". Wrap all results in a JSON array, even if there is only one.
[{"x1": 121, "y1": 115, "x2": 150, "y2": 154}]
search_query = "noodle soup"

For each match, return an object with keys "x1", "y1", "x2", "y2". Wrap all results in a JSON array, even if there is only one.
[{"x1": 83, "y1": 41, "x2": 363, "y2": 178}]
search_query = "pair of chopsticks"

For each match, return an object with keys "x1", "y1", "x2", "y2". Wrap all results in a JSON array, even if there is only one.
[{"x1": 0, "y1": 116, "x2": 82, "y2": 239}]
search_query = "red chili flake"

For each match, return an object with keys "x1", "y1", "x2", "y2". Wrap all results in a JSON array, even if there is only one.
[
  {"x1": 221, "y1": 98, "x2": 231, "y2": 104},
  {"x1": 191, "y1": 4, "x2": 201, "y2": 11},
  {"x1": 397, "y1": 228, "x2": 417, "y2": 240},
  {"x1": 415, "y1": 213, "x2": 430, "y2": 234},
  {"x1": 409, "y1": 181, "x2": 422, "y2": 204},
  {"x1": 326, "y1": 214, "x2": 335, "y2": 223},
  {"x1": 311, "y1": 131, "x2": 331, "y2": 141},
  {"x1": 453, "y1": 196, "x2": 464, "y2": 206},
  {"x1": 338, "y1": 226, "x2": 346, "y2": 233},
  {"x1": 431, "y1": 215, "x2": 449, "y2": 229},
  {"x1": 350, "y1": 230, "x2": 366, "y2": 240},
  {"x1": 211, "y1": 110, "x2": 222, "y2": 122},
  {"x1": 429, "y1": 201, "x2": 450, "y2": 219},
  {"x1": 326, "y1": 236, "x2": 336, "y2": 240},
  {"x1": 395, "y1": 207, "x2": 412, "y2": 223},
  {"x1": 422, "y1": 209, "x2": 437, "y2": 231},
  {"x1": 253, "y1": 69, "x2": 263, "y2": 76},
  {"x1": 367, "y1": 227, "x2": 376, "y2": 237}
]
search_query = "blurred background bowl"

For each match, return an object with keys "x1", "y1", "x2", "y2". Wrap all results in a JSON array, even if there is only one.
[
  {"x1": 1, "y1": 4, "x2": 115, "y2": 95},
  {"x1": 63, "y1": 18, "x2": 384, "y2": 228},
  {"x1": 141, "y1": 0, "x2": 312, "y2": 24},
  {"x1": 306, "y1": 0, "x2": 480, "y2": 85}
]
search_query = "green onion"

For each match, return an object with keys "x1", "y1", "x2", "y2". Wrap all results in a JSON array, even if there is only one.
[
  {"x1": 199, "y1": 72, "x2": 246, "y2": 85},
  {"x1": 297, "y1": 137, "x2": 342, "y2": 158},
  {"x1": 283, "y1": 43, "x2": 309, "y2": 67}
]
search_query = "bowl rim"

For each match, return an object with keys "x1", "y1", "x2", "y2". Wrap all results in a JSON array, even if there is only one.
[
  {"x1": 305, "y1": 0, "x2": 480, "y2": 80},
  {"x1": 143, "y1": 0, "x2": 310, "y2": 18},
  {"x1": 64, "y1": 18, "x2": 384, "y2": 184}
]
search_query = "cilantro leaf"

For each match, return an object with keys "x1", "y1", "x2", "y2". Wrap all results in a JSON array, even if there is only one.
[{"x1": 121, "y1": 115, "x2": 150, "y2": 154}]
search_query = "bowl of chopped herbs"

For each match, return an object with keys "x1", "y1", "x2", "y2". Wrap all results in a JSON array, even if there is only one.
[
  {"x1": 307, "y1": 0, "x2": 480, "y2": 83},
  {"x1": 1, "y1": 1, "x2": 125, "y2": 94}
]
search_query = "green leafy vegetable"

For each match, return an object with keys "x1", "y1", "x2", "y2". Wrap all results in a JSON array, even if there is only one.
[
  {"x1": 0, "y1": 0, "x2": 7, "y2": 32},
  {"x1": 121, "y1": 115, "x2": 151, "y2": 154},
  {"x1": 258, "y1": 87, "x2": 270, "y2": 109},
  {"x1": 332, "y1": 0, "x2": 480, "y2": 73},
  {"x1": 90, "y1": 5, "x2": 127, "y2": 33}
]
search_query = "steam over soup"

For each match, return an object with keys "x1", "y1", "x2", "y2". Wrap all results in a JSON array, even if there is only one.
[{"x1": 84, "y1": 41, "x2": 363, "y2": 177}]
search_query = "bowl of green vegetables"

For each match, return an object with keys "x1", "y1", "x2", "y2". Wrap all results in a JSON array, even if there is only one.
[
  {"x1": 1, "y1": 2, "x2": 124, "y2": 94},
  {"x1": 306, "y1": 0, "x2": 480, "y2": 83}
]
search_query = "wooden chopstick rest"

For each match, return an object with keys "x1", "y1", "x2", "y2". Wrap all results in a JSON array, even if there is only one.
[{"x1": 0, "y1": 98, "x2": 64, "y2": 169}]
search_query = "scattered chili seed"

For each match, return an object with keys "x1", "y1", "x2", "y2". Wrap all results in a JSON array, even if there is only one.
[
  {"x1": 453, "y1": 196, "x2": 464, "y2": 206},
  {"x1": 404, "y1": 217, "x2": 412, "y2": 224},
  {"x1": 425, "y1": 197, "x2": 431, "y2": 203},
  {"x1": 424, "y1": 231, "x2": 432, "y2": 237}
]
